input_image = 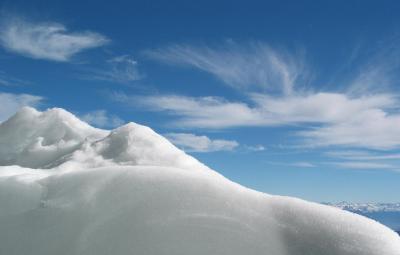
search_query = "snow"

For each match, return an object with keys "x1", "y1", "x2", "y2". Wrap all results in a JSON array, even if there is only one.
[
  {"x1": 0, "y1": 107, "x2": 108, "y2": 168},
  {"x1": 326, "y1": 202, "x2": 400, "y2": 213},
  {"x1": 0, "y1": 107, "x2": 399, "y2": 255},
  {"x1": 326, "y1": 202, "x2": 400, "y2": 232},
  {"x1": 0, "y1": 107, "x2": 208, "y2": 172}
]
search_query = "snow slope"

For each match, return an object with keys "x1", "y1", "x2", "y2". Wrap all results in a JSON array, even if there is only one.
[{"x1": 0, "y1": 107, "x2": 399, "y2": 255}]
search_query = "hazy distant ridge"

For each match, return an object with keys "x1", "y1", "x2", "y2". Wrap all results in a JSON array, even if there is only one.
[{"x1": 325, "y1": 202, "x2": 400, "y2": 213}]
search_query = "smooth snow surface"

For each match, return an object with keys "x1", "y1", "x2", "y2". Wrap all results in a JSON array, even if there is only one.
[{"x1": 0, "y1": 107, "x2": 399, "y2": 255}]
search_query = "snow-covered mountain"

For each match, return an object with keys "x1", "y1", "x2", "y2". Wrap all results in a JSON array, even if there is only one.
[
  {"x1": 326, "y1": 202, "x2": 400, "y2": 213},
  {"x1": 0, "y1": 107, "x2": 399, "y2": 255}
]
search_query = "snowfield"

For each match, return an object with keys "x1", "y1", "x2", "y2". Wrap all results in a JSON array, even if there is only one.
[{"x1": 0, "y1": 107, "x2": 399, "y2": 255}]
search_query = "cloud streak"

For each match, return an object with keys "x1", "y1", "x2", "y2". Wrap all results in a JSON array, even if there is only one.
[
  {"x1": 114, "y1": 93, "x2": 266, "y2": 128},
  {"x1": 325, "y1": 150, "x2": 400, "y2": 161},
  {"x1": 324, "y1": 150, "x2": 400, "y2": 171},
  {"x1": 299, "y1": 113, "x2": 400, "y2": 150},
  {"x1": 0, "y1": 16, "x2": 109, "y2": 61},
  {"x1": 114, "y1": 91, "x2": 400, "y2": 150},
  {"x1": 244, "y1": 144, "x2": 266, "y2": 152},
  {"x1": 119, "y1": 40, "x2": 400, "y2": 152},
  {"x1": 331, "y1": 161, "x2": 395, "y2": 170},
  {"x1": 84, "y1": 55, "x2": 142, "y2": 84},
  {"x1": 0, "y1": 71, "x2": 30, "y2": 86},
  {"x1": 145, "y1": 42, "x2": 308, "y2": 95},
  {"x1": 165, "y1": 132, "x2": 239, "y2": 152}
]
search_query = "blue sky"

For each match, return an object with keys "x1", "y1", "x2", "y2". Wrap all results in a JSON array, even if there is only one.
[{"x1": 1, "y1": 0, "x2": 400, "y2": 202}]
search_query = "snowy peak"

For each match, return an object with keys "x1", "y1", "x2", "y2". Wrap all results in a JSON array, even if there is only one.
[
  {"x1": 89, "y1": 122, "x2": 209, "y2": 171},
  {"x1": 0, "y1": 107, "x2": 208, "y2": 171},
  {"x1": 326, "y1": 202, "x2": 400, "y2": 213},
  {"x1": 0, "y1": 107, "x2": 108, "y2": 168},
  {"x1": 1, "y1": 106, "x2": 108, "y2": 142}
]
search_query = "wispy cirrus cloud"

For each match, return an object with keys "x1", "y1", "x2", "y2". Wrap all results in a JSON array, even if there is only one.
[
  {"x1": 145, "y1": 42, "x2": 309, "y2": 95},
  {"x1": 115, "y1": 90, "x2": 400, "y2": 150},
  {"x1": 83, "y1": 55, "x2": 142, "y2": 84},
  {"x1": 0, "y1": 71, "x2": 30, "y2": 86},
  {"x1": 266, "y1": 161, "x2": 316, "y2": 168},
  {"x1": 124, "y1": 40, "x2": 400, "y2": 152},
  {"x1": 291, "y1": 162, "x2": 316, "y2": 168},
  {"x1": 251, "y1": 92, "x2": 396, "y2": 125},
  {"x1": 299, "y1": 113, "x2": 400, "y2": 150},
  {"x1": 81, "y1": 110, "x2": 124, "y2": 128},
  {"x1": 324, "y1": 150, "x2": 400, "y2": 171},
  {"x1": 325, "y1": 150, "x2": 400, "y2": 161},
  {"x1": 0, "y1": 16, "x2": 109, "y2": 61},
  {"x1": 244, "y1": 144, "x2": 266, "y2": 152},
  {"x1": 330, "y1": 161, "x2": 395, "y2": 170},
  {"x1": 0, "y1": 92, "x2": 43, "y2": 122},
  {"x1": 165, "y1": 132, "x2": 238, "y2": 152},
  {"x1": 345, "y1": 38, "x2": 400, "y2": 95},
  {"x1": 113, "y1": 93, "x2": 266, "y2": 128},
  {"x1": 115, "y1": 91, "x2": 395, "y2": 126}
]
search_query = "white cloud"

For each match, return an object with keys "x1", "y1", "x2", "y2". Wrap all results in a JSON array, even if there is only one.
[
  {"x1": 81, "y1": 110, "x2": 124, "y2": 128},
  {"x1": 331, "y1": 161, "x2": 395, "y2": 170},
  {"x1": 244, "y1": 144, "x2": 266, "y2": 152},
  {"x1": 271, "y1": 93, "x2": 400, "y2": 150},
  {"x1": 115, "y1": 93, "x2": 265, "y2": 128},
  {"x1": 325, "y1": 151, "x2": 400, "y2": 171},
  {"x1": 266, "y1": 161, "x2": 316, "y2": 168},
  {"x1": 345, "y1": 40, "x2": 400, "y2": 95},
  {"x1": 251, "y1": 92, "x2": 395, "y2": 125},
  {"x1": 118, "y1": 91, "x2": 393, "y2": 123},
  {"x1": 291, "y1": 162, "x2": 315, "y2": 168},
  {"x1": 123, "y1": 41, "x2": 400, "y2": 151},
  {"x1": 145, "y1": 42, "x2": 308, "y2": 95},
  {"x1": 165, "y1": 132, "x2": 239, "y2": 152},
  {"x1": 325, "y1": 150, "x2": 400, "y2": 161},
  {"x1": 114, "y1": 91, "x2": 400, "y2": 150},
  {"x1": 85, "y1": 55, "x2": 142, "y2": 84},
  {"x1": 0, "y1": 92, "x2": 43, "y2": 122},
  {"x1": 0, "y1": 16, "x2": 109, "y2": 61},
  {"x1": 299, "y1": 112, "x2": 400, "y2": 150}
]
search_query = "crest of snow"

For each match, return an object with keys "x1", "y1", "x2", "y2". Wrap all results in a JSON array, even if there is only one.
[
  {"x1": 0, "y1": 107, "x2": 108, "y2": 168},
  {"x1": 0, "y1": 107, "x2": 399, "y2": 255},
  {"x1": 0, "y1": 107, "x2": 209, "y2": 172}
]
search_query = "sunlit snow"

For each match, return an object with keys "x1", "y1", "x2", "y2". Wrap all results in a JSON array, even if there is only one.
[{"x1": 0, "y1": 107, "x2": 399, "y2": 255}]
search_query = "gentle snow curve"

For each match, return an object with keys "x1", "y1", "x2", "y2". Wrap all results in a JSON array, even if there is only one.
[{"x1": 0, "y1": 107, "x2": 399, "y2": 255}]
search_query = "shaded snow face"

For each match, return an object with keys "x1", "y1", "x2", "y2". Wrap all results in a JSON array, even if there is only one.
[{"x1": 0, "y1": 107, "x2": 399, "y2": 255}]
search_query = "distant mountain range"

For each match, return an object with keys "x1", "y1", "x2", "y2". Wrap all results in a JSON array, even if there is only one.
[
  {"x1": 324, "y1": 202, "x2": 400, "y2": 234},
  {"x1": 324, "y1": 202, "x2": 400, "y2": 213}
]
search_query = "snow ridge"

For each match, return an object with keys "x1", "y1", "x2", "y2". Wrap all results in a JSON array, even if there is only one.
[
  {"x1": 0, "y1": 107, "x2": 399, "y2": 255},
  {"x1": 0, "y1": 107, "x2": 209, "y2": 172}
]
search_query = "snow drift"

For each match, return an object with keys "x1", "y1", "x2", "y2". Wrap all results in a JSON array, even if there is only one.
[{"x1": 0, "y1": 107, "x2": 399, "y2": 255}]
